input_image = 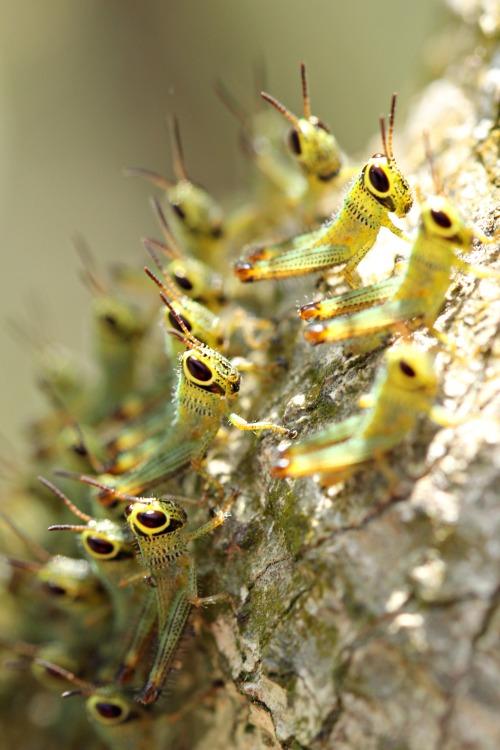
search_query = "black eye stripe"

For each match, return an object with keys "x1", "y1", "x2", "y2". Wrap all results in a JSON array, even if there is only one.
[
  {"x1": 315, "y1": 120, "x2": 330, "y2": 133},
  {"x1": 168, "y1": 311, "x2": 192, "y2": 332},
  {"x1": 172, "y1": 204, "x2": 186, "y2": 220},
  {"x1": 173, "y1": 272, "x2": 193, "y2": 291},
  {"x1": 44, "y1": 582, "x2": 67, "y2": 597},
  {"x1": 86, "y1": 536, "x2": 116, "y2": 556},
  {"x1": 399, "y1": 360, "x2": 416, "y2": 378},
  {"x1": 136, "y1": 509, "x2": 168, "y2": 528},
  {"x1": 186, "y1": 355, "x2": 213, "y2": 382},
  {"x1": 430, "y1": 208, "x2": 452, "y2": 229},
  {"x1": 369, "y1": 165, "x2": 390, "y2": 193},
  {"x1": 103, "y1": 314, "x2": 118, "y2": 328},
  {"x1": 288, "y1": 129, "x2": 302, "y2": 155},
  {"x1": 95, "y1": 702, "x2": 124, "y2": 720}
]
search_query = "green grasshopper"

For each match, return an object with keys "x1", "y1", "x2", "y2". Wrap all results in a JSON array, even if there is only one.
[
  {"x1": 260, "y1": 62, "x2": 345, "y2": 193},
  {"x1": 218, "y1": 63, "x2": 355, "y2": 234},
  {"x1": 32, "y1": 659, "x2": 158, "y2": 750},
  {"x1": 299, "y1": 155, "x2": 500, "y2": 352},
  {"x1": 272, "y1": 344, "x2": 451, "y2": 487},
  {"x1": 75, "y1": 236, "x2": 151, "y2": 421},
  {"x1": 143, "y1": 196, "x2": 226, "y2": 310},
  {"x1": 122, "y1": 488, "x2": 236, "y2": 704},
  {"x1": 234, "y1": 94, "x2": 412, "y2": 288},
  {"x1": 82, "y1": 299, "x2": 294, "y2": 505},
  {"x1": 1, "y1": 512, "x2": 108, "y2": 646},
  {"x1": 124, "y1": 116, "x2": 225, "y2": 264},
  {"x1": 41, "y1": 477, "x2": 148, "y2": 665},
  {"x1": 143, "y1": 239, "x2": 225, "y2": 354}
]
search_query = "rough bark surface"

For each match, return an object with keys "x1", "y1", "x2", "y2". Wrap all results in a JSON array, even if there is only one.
[{"x1": 179, "y1": 6, "x2": 500, "y2": 750}]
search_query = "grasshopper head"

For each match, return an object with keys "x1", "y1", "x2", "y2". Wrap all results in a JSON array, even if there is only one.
[
  {"x1": 386, "y1": 345, "x2": 438, "y2": 398},
  {"x1": 124, "y1": 497, "x2": 188, "y2": 538},
  {"x1": 167, "y1": 257, "x2": 225, "y2": 308},
  {"x1": 182, "y1": 346, "x2": 241, "y2": 398},
  {"x1": 93, "y1": 296, "x2": 147, "y2": 350},
  {"x1": 362, "y1": 93, "x2": 413, "y2": 219},
  {"x1": 287, "y1": 117, "x2": 341, "y2": 182},
  {"x1": 167, "y1": 180, "x2": 224, "y2": 241},
  {"x1": 362, "y1": 153, "x2": 413, "y2": 218},
  {"x1": 262, "y1": 63, "x2": 342, "y2": 183},
  {"x1": 421, "y1": 195, "x2": 474, "y2": 251}
]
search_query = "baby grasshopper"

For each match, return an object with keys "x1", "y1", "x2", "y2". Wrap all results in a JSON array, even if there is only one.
[
  {"x1": 272, "y1": 344, "x2": 451, "y2": 487},
  {"x1": 32, "y1": 660, "x2": 157, "y2": 750},
  {"x1": 144, "y1": 196, "x2": 225, "y2": 310},
  {"x1": 300, "y1": 151, "x2": 500, "y2": 351},
  {"x1": 260, "y1": 62, "x2": 344, "y2": 190},
  {"x1": 76, "y1": 236, "x2": 151, "y2": 421},
  {"x1": 143, "y1": 239, "x2": 225, "y2": 354},
  {"x1": 84, "y1": 300, "x2": 294, "y2": 504},
  {"x1": 124, "y1": 116, "x2": 225, "y2": 263},
  {"x1": 122, "y1": 488, "x2": 236, "y2": 704},
  {"x1": 234, "y1": 94, "x2": 412, "y2": 288},
  {"x1": 1, "y1": 513, "x2": 108, "y2": 651},
  {"x1": 41, "y1": 478, "x2": 148, "y2": 660}
]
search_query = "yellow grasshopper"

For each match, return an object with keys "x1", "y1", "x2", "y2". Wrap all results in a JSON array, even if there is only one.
[
  {"x1": 234, "y1": 94, "x2": 412, "y2": 288},
  {"x1": 261, "y1": 62, "x2": 342, "y2": 184},
  {"x1": 300, "y1": 150, "x2": 500, "y2": 352},
  {"x1": 272, "y1": 345, "x2": 451, "y2": 487},
  {"x1": 31, "y1": 659, "x2": 160, "y2": 750},
  {"x1": 78, "y1": 299, "x2": 294, "y2": 506},
  {"x1": 123, "y1": 489, "x2": 236, "y2": 705}
]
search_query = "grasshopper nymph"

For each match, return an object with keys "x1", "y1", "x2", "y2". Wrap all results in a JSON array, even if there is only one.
[
  {"x1": 301, "y1": 145, "x2": 500, "y2": 352},
  {"x1": 89, "y1": 298, "x2": 294, "y2": 503},
  {"x1": 272, "y1": 345, "x2": 451, "y2": 487},
  {"x1": 260, "y1": 62, "x2": 344, "y2": 188},
  {"x1": 125, "y1": 116, "x2": 225, "y2": 263},
  {"x1": 234, "y1": 94, "x2": 412, "y2": 288},
  {"x1": 123, "y1": 488, "x2": 236, "y2": 704}
]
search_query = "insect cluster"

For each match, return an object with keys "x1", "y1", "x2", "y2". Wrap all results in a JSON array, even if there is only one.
[{"x1": 1, "y1": 63, "x2": 499, "y2": 750}]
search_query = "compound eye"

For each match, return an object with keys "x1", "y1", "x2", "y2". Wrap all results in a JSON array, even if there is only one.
[
  {"x1": 316, "y1": 120, "x2": 330, "y2": 133},
  {"x1": 211, "y1": 225, "x2": 223, "y2": 239},
  {"x1": 368, "y1": 164, "x2": 390, "y2": 194},
  {"x1": 288, "y1": 129, "x2": 302, "y2": 155},
  {"x1": 136, "y1": 509, "x2": 168, "y2": 529},
  {"x1": 94, "y1": 701, "x2": 124, "y2": 721},
  {"x1": 168, "y1": 310, "x2": 192, "y2": 332},
  {"x1": 172, "y1": 204, "x2": 186, "y2": 221},
  {"x1": 102, "y1": 314, "x2": 118, "y2": 329},
  {"x1": 430, "y1": 208, "x2": 452, "y2": 229},
  {"x1": 186, "y1": 355, "x2": 213, "y2": 382},
  {"x1": 124, "y1": 504, "x2": 134, "y2": 518},
  {"x1": 399, "y1": 360, "x2": 416, "y2": 378},
  {"x1": 173, "y1": 271, "x2": 193, "y2": 291},
  {"x1": 44, "y1": 582, "x2": 67, "y2": 597},
  {"x1": 85, "y1": 535, "x2": 116, "y2": 557}
]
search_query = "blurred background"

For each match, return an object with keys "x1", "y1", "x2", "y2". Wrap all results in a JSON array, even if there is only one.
[{"x1": 0, "y1": 0, "x2": 447, "y2": 455}]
